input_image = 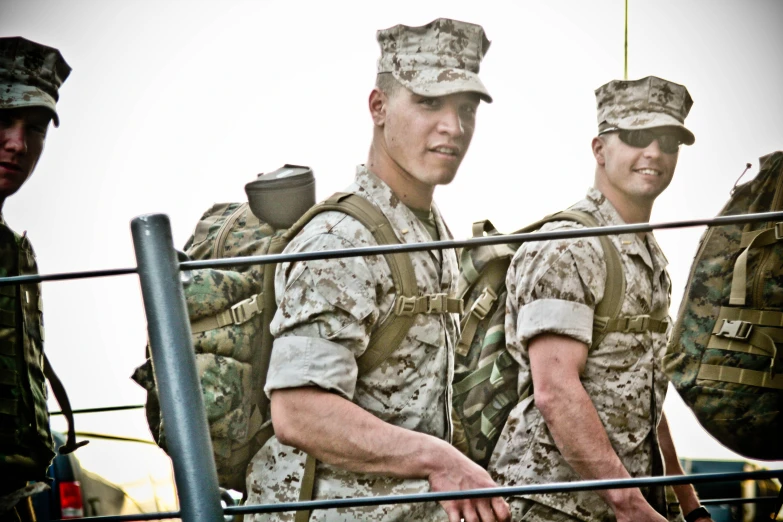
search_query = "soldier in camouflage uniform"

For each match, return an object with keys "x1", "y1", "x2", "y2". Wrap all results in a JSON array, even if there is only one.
[
  {"x1": 0, "y1": 38, "x2": 71, "y2": 521},
  {"x1": 245, "y1": 19, "x2": 510, "y2": 522},
  {"x1": 489, "y1": 77, "x2": 714, "y2": 522}
]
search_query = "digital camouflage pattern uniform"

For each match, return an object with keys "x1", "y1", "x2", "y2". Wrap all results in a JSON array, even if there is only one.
[
  {"x1": 245, "y1": 166, "x2": 460, "y2": 522},
  {"x1": 488, "y1": 189, "x2": 674, "y2": 522},
  {"x1": 245, "y1": 18, "x2": 492, "y2": 521},
  {"x1": 489, "y1": 76, "x2": 695, "y2": 522},
  {"x1": 0, "y1": 37, "x2": 70, "y2": 516}
]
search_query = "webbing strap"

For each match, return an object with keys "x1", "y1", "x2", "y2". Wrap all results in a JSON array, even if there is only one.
[
  {"x1": 453, "y1": 349, "x2": 515, "y2": 396},
  {"x1": 730, "y1": 223, "x2": 783, "y2": 306},
  {"x1": 294, "y1": 454, "x2": 317, "y2": 522},
  {"x1": 44, "y1": 355, "x2": 89, "y2": 455},
  {"x1": 472, "y1": 220, "x2": 499, "y2": 238},
  {"x1": 456, "y1": 286, "x2": 498, "y2": 357},
  {"x1": 698, "y1": 364, "x2": 783, "y2": 390},
  {"x1": 190, "y1": 294, "x2": 263, "y2": 334},
  {"x1": 712, "y1": 306, "x2": 783, "y2": 328},
  {"x1": 596, "y1": 314, "x2": 669, "y2": 334},
  {"x1": 393, "y1": 294, "x2": 463, "y2": 316},
  {"x1": 459, "y1": 248, "x2": 482, "y2": 290},
  {"x1": 282, "y1": 192, "x2": 441, "y2": 515},
  {"x1": 547, "y1": 210, "x2": 627, "y2": 347},
  {"x1": 480, "y1": 387, "x2": 517, "y2": 440},
  {"x1": 278, "y1": 192, "x2": 424, "y2": 375}
]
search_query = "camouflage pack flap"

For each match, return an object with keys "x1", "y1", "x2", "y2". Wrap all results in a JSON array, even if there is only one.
[
  {"x1": 664, "y1": 151, "x2": 783, "y2": 460},
  {"x1": 131, "y1": 353, "x2": 253, "y2": 489},
  {"x1": 184, "y1": 202, "x2": 278, "y2": 263},
  {"x1": 133, "y1": 200, "x2": 278, "y2": 492}
]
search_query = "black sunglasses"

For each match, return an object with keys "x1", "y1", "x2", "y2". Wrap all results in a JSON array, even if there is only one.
[{"x1": 600, "y1": 128, "x2": 682, "y2": 154}]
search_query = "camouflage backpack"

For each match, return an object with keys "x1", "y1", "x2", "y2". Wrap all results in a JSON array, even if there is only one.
[
  {"x1": 663, "y1": 151, "x2": 783, "y2": 460},
  {"x1": 453, "y1": 210, "x2": 668, "y2": 467},
  {"x1": 132, "y1": 190, "x2": 456, "y2": 493}
]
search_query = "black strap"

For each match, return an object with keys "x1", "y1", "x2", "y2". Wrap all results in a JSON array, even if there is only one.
[{"x1": 43, "y1": 355, "x2": 88, "y2": 455}]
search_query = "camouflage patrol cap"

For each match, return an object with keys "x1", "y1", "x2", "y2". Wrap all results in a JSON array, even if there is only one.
[
  {"x1": 0, "y1": 37, "x2": 71, "y2": 127},
  {"x1": 595, "y1": 76, "x2": 694, "y2": 145},
  {"x1": 377, "y1": 18, "x2": 492, "y2": 103}
]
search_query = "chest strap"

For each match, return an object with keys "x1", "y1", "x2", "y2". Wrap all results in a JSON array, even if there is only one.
[{"x1": 595, "y1": 314, "x2": 669, "y2": 334}]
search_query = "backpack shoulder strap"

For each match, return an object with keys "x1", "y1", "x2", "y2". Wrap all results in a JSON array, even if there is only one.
[
  {"x1": 318, "y1": 192, "x2": 419, "y2": 374},
  {"x1": 276, "y1": 192, "x2": 421, "y2": 374},
  {"x1": 536, "y1": 210, "x2": 626, "y2": 346}
]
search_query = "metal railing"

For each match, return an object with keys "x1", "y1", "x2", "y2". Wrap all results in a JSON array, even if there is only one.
[{"x1": 4, "y1": 209, "x2": 783, "y2": 521}]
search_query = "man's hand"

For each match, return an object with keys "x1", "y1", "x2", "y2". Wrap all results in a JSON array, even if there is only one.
[
  {"x1": 609, "y1": 491, "x2": 668, "y2": 522},
  {"x1": 427, "y1": 442, "x2": 510, "y2": 522}
]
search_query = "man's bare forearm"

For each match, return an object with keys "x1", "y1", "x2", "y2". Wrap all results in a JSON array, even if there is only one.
[
  {"x1": 537, "y1": 379, "x2": 642, "y2": 508},
  {"x1": 529, "y1": 334, "x2": 662, "y2": 519},
  {"x1": 271, "y1": 386, "x2": 451, "y2": 479}
]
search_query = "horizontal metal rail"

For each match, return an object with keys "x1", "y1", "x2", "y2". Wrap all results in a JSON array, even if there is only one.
[
  {"x1": 49, "y1": 404, "x2": 144, "y2": 416},
  {"x1": 50, "y1": 469, "x2": 783, "y2": 521},
  {"x1": 2, "y1": 210, "x2": 783, "y2": 286},
  {"x1": 702, "y1": 495, "x2": 780, "y2": 506}
]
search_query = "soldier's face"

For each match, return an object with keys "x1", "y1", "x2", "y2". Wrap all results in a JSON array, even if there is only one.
[
  {"x1": 595, "y1": 131, "x2": 678, "y2": 204},
  {"x1": 380, "y1": 88, "x2": 480, "y2": 188},
  {"x1": 0, "y1": 107, "x2": 51, "y2": 201}
]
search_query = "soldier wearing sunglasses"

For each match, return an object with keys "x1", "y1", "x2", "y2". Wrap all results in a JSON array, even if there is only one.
[{"x1": 489, "y1": 77, "x2": 714, "y2": 522}]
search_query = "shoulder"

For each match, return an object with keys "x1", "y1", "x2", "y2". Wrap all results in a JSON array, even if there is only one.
[{"x1": 286, "y1": 210, "x2": 380, "y2": 254}]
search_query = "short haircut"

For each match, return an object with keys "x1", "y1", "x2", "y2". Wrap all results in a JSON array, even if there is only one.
[{"x1": 375, "y1": 73, "x2": 402, "y2": 98}]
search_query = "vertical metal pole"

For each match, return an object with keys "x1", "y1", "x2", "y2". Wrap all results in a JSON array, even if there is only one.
[
  {"x1": 131, "y1": 214, "x2": 223, "y2": 522},
  {"x1": 624, "y1": 0, "x2": 629, "y2": 80}
]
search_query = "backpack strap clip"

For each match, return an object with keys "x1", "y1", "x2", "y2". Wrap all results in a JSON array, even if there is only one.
[
  {"x1": 394, "y1": 294, "x2": 463, "y2": 316},
  {"x1": 230, "y1": 294, "x2": 263, "y2": 325},
  {"x1": 623, "y1": 315, "x2": 652, "y2": 333},
  {"x1": 715, "y1": 319, "x2": 753, "y2": 341},
  {"x1": 190, "y1": 293, "x2": 263, "y2": 334}
]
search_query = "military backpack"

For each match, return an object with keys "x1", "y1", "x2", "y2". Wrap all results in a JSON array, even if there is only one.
[
  {"x1": 132, "y1": 167, "x2": 461, "y2": 495},
  {"x1": 453, "y1": 210, "x2": 669, "y2": 467},
  {"x1": 663, "y1": 151, "x2": 783, "y2": 460}
]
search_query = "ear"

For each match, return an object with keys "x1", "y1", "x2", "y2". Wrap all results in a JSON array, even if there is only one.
[
  {"x1": 591, "y1": 136, "x2": 606, "y2": 166},
  {"x1": 369, "y1": 88, "x2": 387, "y2": 126}
]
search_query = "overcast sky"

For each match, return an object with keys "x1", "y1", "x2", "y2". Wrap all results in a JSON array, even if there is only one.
[{"x1": 2, "y1": 0, "x2": 783, "y2": 489}]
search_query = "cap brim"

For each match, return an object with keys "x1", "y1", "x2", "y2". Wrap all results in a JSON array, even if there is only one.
[
  {"x1": 392, "y1": 68, "x2": 492, "y2": 103},
  {"x1": 613, "y1": 112, "x2": 694, "y2": 145},
  {"x1": 0, "y1": 83, "x2": 60, "y2": 126}
]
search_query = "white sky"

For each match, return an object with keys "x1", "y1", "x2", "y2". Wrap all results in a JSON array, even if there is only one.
[{"x1": 2, "y1": 0, "x2": 783, "y2": 493}]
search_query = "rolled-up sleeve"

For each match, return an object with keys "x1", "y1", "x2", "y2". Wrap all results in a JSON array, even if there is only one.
[
  {"x1": 508, "y1": 230, "x2": 606, "y2": 349},
  {"x1": 265, "y1": 335, "x2": 359, "y2": 399},
  {"x1": 266, "y1": 218, "x2": 382, "y2": 399}
]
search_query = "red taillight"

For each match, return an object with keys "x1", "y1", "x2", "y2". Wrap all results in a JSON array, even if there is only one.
[{"x1": 59, "y1": 481, "x2": 84, "y2": 519}]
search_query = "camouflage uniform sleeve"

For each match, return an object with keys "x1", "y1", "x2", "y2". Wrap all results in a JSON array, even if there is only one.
[
  {"x1": 265, "y1": 226, "x2": 380, "y2": 401},
  {"x1": 508, "y1": 224, "x2": 606, "y2": 349}
]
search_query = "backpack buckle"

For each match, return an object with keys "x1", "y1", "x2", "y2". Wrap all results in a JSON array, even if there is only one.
[
  {"x1": 775, "y1": 222, "x2": 783, "y2": 241},
  {"x1": 230, "y1": 294, "x2": 262, "y2": 325},
  {"x1": 473, "y1": 287, "x2": 497, "y2": 320},
  {"x1": 426, "y1": 294, "x2": 447, "y2": 314},
  {"x1": 622, "y1": 315, "x2": 650, "y2": 332},
  {"x1": 395, "y1": 296, "x2": 418, "y2": 316},
  {"x1": 716, "y1": 319, "x2": 753, "y2": 340}
]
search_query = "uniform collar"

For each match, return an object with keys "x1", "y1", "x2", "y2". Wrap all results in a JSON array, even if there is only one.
[
  {"x1": 585, "y1": 188, "x2": 668, "y2": 271},
  {"x1": 353, "y1": 165, "x2": 458, "y2": 291}
]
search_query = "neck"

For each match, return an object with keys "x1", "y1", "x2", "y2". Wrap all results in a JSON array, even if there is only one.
[
  {"x1": 367, "y1": 139, "x2": 434, "y2": 211},
  {"x1": 594, "y1": 179, "x2": 653, "y2": 225}
]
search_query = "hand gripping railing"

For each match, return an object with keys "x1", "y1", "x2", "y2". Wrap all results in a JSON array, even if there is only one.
[{"x1": 2, "y1": 210, "x2": 783, "y2": 521}]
